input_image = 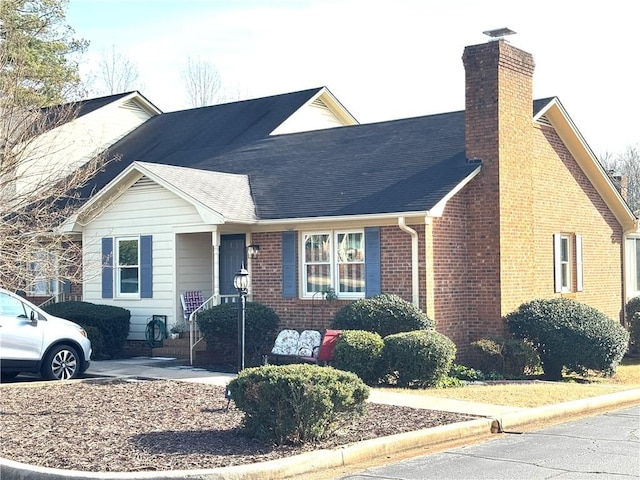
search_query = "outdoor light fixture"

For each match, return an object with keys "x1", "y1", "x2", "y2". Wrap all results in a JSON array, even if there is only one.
[
  {"x1": 234, "y1": 265, "x2": 249, "y2": 372},
  {"x1": 247, "y1": 244, "x2": 260, "y2": 259}
]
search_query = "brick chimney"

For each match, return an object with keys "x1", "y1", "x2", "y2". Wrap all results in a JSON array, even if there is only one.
[{"x1": 462, "y1": 37, "x2": 537, "y2": 340}]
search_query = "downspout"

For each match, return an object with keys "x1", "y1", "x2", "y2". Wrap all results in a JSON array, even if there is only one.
[{"x1": 398, "y1": 217, "x2": 419, "y2": 307}]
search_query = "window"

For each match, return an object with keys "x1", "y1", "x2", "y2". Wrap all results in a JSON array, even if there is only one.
[
  {"x1": 102, "y1": 235, "x2": 153, "y2": 299},
  {"x1": 625, "y1": 237, "x2": 640, "y2": 297},
  {"x1": 116, "y1": 238, "x2": 139, "y2": 296},
  {"x1": 302, "y1": 230, "x2": 365, "y2": 298},
  {"x1": 27, "y1": 250, "x2": 58, "y2": 296},
  {"x1": 554, "y1": 233, "x2": 583, "y2": 293}
]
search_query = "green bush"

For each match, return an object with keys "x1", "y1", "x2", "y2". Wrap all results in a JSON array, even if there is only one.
[
  {"x1": 332, "y1": 330, "x2": 384, "y2": 384},
  {"x1": 331, "y1": 293, "x2": 434, "y2": 337},
  {"x1": 506, "y1": 298, "x2": 629, "y2": 380},
  {"x1": 227, "y1": 364, "x2": 369, "y2": 445},
  {"x1": 380, "y1": 330, "x2": 456, "y2": 388},
  {"x1": 42, "y1": 301, "x2": 130, "y2": 359},
  {"x1": 625, "y1": 297, "x2": 640, "y2": 351},
  {"x1": 83, "y1": 326, "x2": 106, "y2": 360},
  {"x1": 196, "y1": 301, "x2": 280, "y2": 366},
  {"x1": 471, "y1": 337, "x2": 540, "y2": 377}
]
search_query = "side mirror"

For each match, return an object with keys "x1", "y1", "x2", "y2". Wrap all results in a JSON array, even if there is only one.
[{"x1": 30, "y1": 310, "x2": 38, "y2": 326}]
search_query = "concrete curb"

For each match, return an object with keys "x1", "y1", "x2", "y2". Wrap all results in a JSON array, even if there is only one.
[
  {"x1": 2, "y1": 389, "x2": 639, "y2": 480},
  {"x1": 492, "y1": 387, "x2": 640, "y2": 433}
]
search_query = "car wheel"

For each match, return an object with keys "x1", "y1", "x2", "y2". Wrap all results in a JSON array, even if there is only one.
[{"x1": 42, "y1": 345, "x2": 81, "y2": 380}]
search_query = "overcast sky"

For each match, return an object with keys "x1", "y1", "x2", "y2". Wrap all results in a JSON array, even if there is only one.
[{"x1": 67, "y1": 0, "x2": 639, "y2": 157}]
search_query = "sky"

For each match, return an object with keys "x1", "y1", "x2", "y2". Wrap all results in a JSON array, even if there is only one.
[{"x1": 66, "y1": 0, "x2": 639, "y2": 157}]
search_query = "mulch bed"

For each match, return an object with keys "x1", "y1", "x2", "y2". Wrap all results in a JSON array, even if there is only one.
[{"x1": 0, "y1": 378, "x2": 474, "y2": 472}]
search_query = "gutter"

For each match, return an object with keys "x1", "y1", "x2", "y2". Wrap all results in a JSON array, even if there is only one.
[{"x1": 398, "y1": 217, "x2": 419, "y2": 307}]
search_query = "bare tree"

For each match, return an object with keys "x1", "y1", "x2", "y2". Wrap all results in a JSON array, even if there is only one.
[
  {"x1": 1, "y1": 0, "x2": 109, "y2": 295},
  {"x1": 97, "y1": 45, "x2": 142, "y2": 95},
  {"x1": 181, "y1": 56, "x2": 223, "y2": 107},
  {"x1": 600, "y1": 145, "x2": 640, "y2": 215}
]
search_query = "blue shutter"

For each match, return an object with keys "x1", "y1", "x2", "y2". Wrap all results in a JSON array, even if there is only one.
[
  {"x1": 365, "y1": 227, "x2": 381, "y2": 297},
  {"x1": 282, "y1": 231, "x2": 297, "y2": 298},
  {"x1": 101, "y1": 237, "x2": 113, "y2": 299},
  {"x1": 140, "y1": 235, "x2": 153, "y2": 298}
]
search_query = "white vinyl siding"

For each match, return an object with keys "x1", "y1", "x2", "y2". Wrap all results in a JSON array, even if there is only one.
[
  {"x1": 83, "y1": 177, "x2": 203, "y2": 340},
  {"x1": 271, "y1": 100, "x2": 348, "y2": 135},
  {"x1": 15, "y1": 98, "x2": 155, "y2": 196}
]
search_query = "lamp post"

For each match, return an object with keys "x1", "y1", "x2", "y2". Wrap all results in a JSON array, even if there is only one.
[{"x1": 233, "y1": 264, "x2": 249, "y2": 373}]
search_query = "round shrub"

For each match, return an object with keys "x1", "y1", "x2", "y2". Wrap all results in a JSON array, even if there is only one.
[
  {"x1": 42, "y1": 301, "x2": 130, "y2": 359},
  {"x1": 83, "y1": 326, "x2": 106, "y2": 360},
  {"x1": 506, "y1": 298, "x2": 629, "y2": 380},
  {"x1": 196, "y1": 301, "x2": 280, "y2": 366},
  {"x1": 380, "y1": 330, "x2": 456, "y2": 388},
  {"x1": 331, "y1": 293, "x2": 434, "y2": 337},
  {"x1": 625, "y1": 296, "x2": 640, "y2": 351},
  {"x1": 332, "y1": 330, "x2": 384, "y2": 384},
  {"x1": 471, "y1": 337, "x2": 540, "y2": 377},
  {"x1": 227, "y1": 364, "x2": 369, "y2": 445}
]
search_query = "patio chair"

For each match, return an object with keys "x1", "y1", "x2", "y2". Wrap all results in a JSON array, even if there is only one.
[
  {"x1": 180, "y1": 290, "x2": 204, "y2": 322},
  {"x1": 309, "y1": 329, "x2": 342, "y2": 365},
  {"x1": 264, "y1": 329, "x2": 300, "y2": 364},
  {"x1": 296, "y1": 330, "x2": 322, "y2": 361}
]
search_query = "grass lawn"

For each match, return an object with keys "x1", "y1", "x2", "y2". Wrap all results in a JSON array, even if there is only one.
[{"x1": 383, "y1": 357, "x2": 640, "y2": 408}]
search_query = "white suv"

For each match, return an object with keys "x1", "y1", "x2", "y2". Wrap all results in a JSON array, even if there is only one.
[{"x1": 0, "y1": 288, "x2": 92, "y2": 380}]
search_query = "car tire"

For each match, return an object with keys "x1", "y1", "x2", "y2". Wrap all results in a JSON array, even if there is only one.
[{"x1": 41, "y1": 345, "x2": 81, "y2": 380}]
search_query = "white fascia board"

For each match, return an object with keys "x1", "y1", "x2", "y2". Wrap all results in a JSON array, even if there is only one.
[
  {"x1": 428, "y1": 166, "x2": 482, "y2": 217},
  {"x1": 539, "y1": 98, "x2": 637, "y2": 231},
  {"x1": 313, "y1": 87, "x2": 359, "y2": 125}
]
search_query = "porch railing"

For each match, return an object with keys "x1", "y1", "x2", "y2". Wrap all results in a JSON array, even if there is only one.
[{"x1": 189, "y1": 293, "x2": 238, "y2": 365}]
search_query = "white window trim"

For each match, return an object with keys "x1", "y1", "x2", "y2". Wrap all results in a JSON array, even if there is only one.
[
  {"x1": 625, "y1": 236, "x2": 640, "y2": 299},
  {"x1": 115, "y1": 237, "x2": 140, "y2": 298},
  {"x1": 554, "y1": 233, "x2": 584, "y2": 293},
  {"x1": 301, "y1": 229, "x2": 365, "y2": 299}
]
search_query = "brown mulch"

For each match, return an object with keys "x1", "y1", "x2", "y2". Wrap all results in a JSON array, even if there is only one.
[{"x1": 0, "y1": 378, "x2": 474, "y2": 473}]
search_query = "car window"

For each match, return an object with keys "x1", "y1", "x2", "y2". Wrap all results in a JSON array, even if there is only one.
[{"x1": 0, "y1": 292, "x2": 28, "y2": 317}]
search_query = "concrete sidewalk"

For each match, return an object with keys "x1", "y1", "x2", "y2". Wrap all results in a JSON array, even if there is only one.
[{"x1": 2, "y1": 357, "x2": 640, "y2": 480}]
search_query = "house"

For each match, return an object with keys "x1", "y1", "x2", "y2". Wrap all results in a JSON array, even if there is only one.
[{"x1": 60, "y1": 38, "x2": 637, "y2": 362}]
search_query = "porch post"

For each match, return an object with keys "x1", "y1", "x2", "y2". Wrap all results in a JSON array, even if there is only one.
[{"x1": 212, "y1": 228, "x2": 220, "y2": 302}]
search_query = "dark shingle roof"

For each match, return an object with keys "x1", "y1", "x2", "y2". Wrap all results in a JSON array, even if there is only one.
[
  {"x1": 83, "y1": 88, "x2": 325, "y2": 196},
  {"x1": 190, "y1": 110, "x2": 472, "y2": 219},
  {"x1": 82, "y1": 96, "x2": 557, "y2": 221}
]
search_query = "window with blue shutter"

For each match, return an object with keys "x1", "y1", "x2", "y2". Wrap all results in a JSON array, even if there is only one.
[
  {"x1": 140, "y1": 235, "x2": 153, "y2": 298},
  {"x1": 103, "y1": 235, "x2": 153, "y2": 298},
  {"x1": 365, "y1": 227, "x2": 381, "y2": 297},
  {"x1": 101, "y1": 237, "x2": 114, "y2": 298},
  {"x1": 282, "y1": 231, "x2": 297, "y2": 298}
]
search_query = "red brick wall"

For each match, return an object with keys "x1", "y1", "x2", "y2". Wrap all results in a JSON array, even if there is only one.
[{"x1": 249, "y1": 227, "x2": 423, "y2": 332}]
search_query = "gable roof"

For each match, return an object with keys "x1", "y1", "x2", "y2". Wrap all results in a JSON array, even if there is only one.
[{"x1": 77, "y1": 87, "x2": 338, "y2": 198}]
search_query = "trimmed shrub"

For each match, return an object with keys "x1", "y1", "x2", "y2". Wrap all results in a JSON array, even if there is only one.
[
  {"x1": 196, "y1": 301, "x2": 280, "y2": 366},
  {"x1": 506, "y1": 298, "x2": 629, "y2": 380},
  {"x1": 380, "y1": 330, "x2": 456, "y2": 388},
  {"x1": 471, "y1": 337, "x2": 540, "y2": 377},
  {"x1": 331, "y1": 293, "x2": 434, "y2": 337},
  {"x1": 42, "y1": 301, "x2": 130, "y2": 359},
  {"x1": 332, "y1": 330, "x2": 384, "y2": 384},
  {"x1": 625, "y1": 296, "x2": 640, "y2": 351},
  {"x1": 227, "y1": 364, "x2": 369, "y2": 445}
]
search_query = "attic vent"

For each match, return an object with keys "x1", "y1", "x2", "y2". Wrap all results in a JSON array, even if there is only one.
[
  {"x1": 131, "y1": 176, "x2": 156, "y2": 190},
  {"x1": 536, "y1": 115, "x2": 552, "y2": 127},
  {"x1": 311, "y1": 98, "x2": 329, "y2": 110},
  {"x1": 121, "y1": 99, "x2": 145, "y2": 113}
]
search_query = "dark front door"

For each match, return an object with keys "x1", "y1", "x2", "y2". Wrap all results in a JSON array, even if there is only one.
[{"x1": 219, "y1": 234, "x2": 246, "y2": 296}]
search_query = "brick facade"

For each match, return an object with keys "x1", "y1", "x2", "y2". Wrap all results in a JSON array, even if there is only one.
[{"x1": 244, "y1": 40, "x2": 625, "y2": 364}]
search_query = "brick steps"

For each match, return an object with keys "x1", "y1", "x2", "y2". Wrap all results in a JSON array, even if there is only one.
[{"x1": 151, "y1": 336, "x2": 206, "y2": 361}]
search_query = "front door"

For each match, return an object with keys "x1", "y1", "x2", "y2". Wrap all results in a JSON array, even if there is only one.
[{"x1": 219, "y1": 235, "x2": 246, "y2": 296}]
